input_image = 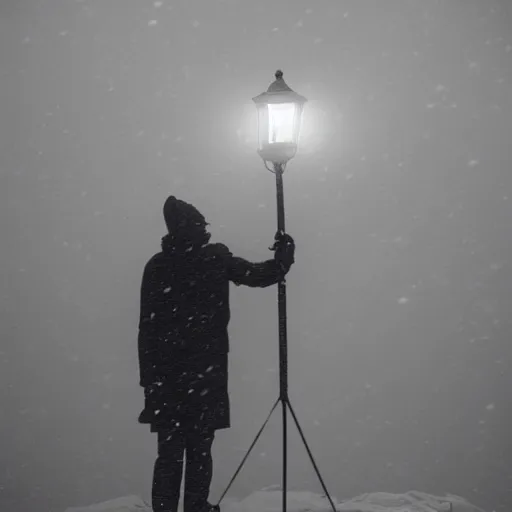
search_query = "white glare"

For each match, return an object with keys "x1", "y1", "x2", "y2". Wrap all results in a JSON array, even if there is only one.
[{"x1": 268, "y1": 103, "x2": 296, "y2": 143}]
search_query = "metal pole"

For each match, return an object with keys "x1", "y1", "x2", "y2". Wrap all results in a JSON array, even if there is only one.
[
  {"x1": 216, "y1": 161, "x2": 337, "y2": 512},
  {"x1": 274, "y1": 162, "x2": 288, "y2": 512}
]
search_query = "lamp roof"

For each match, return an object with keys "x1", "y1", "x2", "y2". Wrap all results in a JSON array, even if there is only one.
[{"x1": 252, "y1": 70, "x2": 308, "y2": 105}]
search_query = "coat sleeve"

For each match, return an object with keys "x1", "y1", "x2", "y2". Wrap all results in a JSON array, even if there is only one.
[
  {"x1": 217, "y1": 243, "x2": 288, "y2": 288},
  {"x1": 138, "y1": 260, "x2": 156, "y2": 331},
  {"x1": 137, "y1": 260, "x2": 159, "y2": 387}
]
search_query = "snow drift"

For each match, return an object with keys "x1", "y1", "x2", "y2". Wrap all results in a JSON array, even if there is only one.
[{"x1": 64, "y1": 489, "x2": 486, "y2": 512}]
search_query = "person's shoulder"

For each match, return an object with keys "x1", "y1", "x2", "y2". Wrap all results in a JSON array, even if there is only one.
[
  {"x1": 204, "y1": 242, "x2": 232, "y2": 259},
  {"x1": 143, "y1": 251, "x2": 165, "y2": 272},
  {"x1": 204, "y1": 242, "x2": 230, "y2": 255},
  {"x1": 147, "y1": 250, "x2": 164, "y2": 263}
]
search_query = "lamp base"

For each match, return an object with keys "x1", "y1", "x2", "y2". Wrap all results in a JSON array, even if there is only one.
[{"x1": 258, "y1": 142, "x2": 297, "y2": 164}]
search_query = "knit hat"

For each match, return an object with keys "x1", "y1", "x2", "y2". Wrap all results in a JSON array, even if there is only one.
[{"x1": 163, "y1": 196, "x2": 208, "y2": 233}]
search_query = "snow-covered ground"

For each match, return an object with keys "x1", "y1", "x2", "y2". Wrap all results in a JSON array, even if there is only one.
[{"x1": 64, "y1": 489, "x2": 486, "y2": 512}]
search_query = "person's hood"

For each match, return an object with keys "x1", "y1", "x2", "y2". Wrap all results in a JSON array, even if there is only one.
[
  {"x1": 163, "y1": 195, "x2": 207, "y2": 232},
  {"x1": 161, "y1": 196, "x2": 211, "y2": 255}
]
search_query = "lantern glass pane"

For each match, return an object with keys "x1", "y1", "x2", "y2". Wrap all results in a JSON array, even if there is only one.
[
  {"x1": 255, "y1": 98, "x2": 304, "y2": 163},
  {"x1": 257, "y1": 104, "x2": 269, "y2": 150},
  {"x1": 268, "y1": 103, "x2": 296, "y2": 144}
]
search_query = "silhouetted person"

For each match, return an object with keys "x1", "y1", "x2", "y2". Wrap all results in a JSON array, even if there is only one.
[{"x1": 138, "y1": 196, "x2": 295, "y2": 512}]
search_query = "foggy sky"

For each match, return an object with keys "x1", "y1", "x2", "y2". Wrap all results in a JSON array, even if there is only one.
[{"x1": 1, "y1": 1, "x2": 512, "y2": 511}]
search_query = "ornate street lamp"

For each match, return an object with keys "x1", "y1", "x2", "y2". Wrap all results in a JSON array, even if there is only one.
[
  {"x1": 253, "y1": 69, "x2": 307, "y2": 165},
  {"x1": 216, "y1": 71, "x2": 336, "y2": 512}
]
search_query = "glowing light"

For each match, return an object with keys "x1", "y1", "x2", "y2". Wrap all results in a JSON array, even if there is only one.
[
  {"x1": 268, "y1": 103, "x2": 296, "y2": 144},
  {"x1": 252, "y1": 71, "x2": 307, "y2": 163}
]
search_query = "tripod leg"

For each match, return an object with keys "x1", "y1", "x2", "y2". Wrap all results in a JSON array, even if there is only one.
[
  {"x1": 285, "y1": 399, "x2": 338, "y2": 512},
  {"x1": 282, "y1": 398, "x2": 287, "y2": 512},
  {"x1": 216, "y1": 397, "x2": 280, "y2": 506}
]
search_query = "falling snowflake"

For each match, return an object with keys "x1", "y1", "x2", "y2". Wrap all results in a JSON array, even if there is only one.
[
  {"x1": 148, "y1": 20, "x2": 158, "y2": 26},
  {"x1": 398, "y1": 297, "x2": 409, "y2": 304},
  {"x1": 485, "y1": 403, "x2": 495, "y2": 411},
  {"x1": 192, "y1": 20, "x2": 200, "y2": 28},
  {"x1": 154, "y1": 1, "x2": 163, "y2": 7},
  {"x1": 272, "y1": 27, "x2": 279, "y2": 32},
  {"x1": 314, "y1": 38, "x2": 323, "y2": 44},
  {"x1": 468, "y1": 159, "x2": 479, "y2": 167},
  {"x1": 296, "y1": 20, "x2": 303, "y2": 27},
  {"x1": 163, "y1": 287, "x2": 171, "y2": 293},
  {"x1": 468, "y1": 60, "x2": 480, "y2": 72}
]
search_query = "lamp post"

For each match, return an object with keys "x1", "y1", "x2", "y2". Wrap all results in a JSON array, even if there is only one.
[{"x1": 216, "y1": 71, "x2": 337, "y2": 512}]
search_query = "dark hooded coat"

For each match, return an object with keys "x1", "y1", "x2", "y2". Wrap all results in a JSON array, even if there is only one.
[{"x1": 137, "y1": 231, "x2": 290, "y2": 433}]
